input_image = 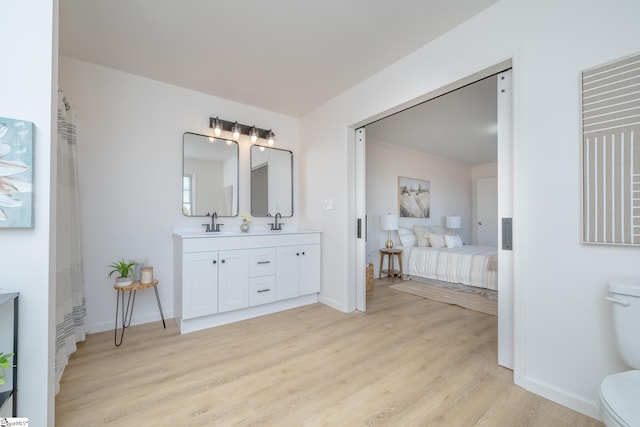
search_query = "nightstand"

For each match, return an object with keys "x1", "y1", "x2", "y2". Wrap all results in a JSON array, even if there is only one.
[{"x1": 379, "y1": 248, "x2": 403, "y2": 282}]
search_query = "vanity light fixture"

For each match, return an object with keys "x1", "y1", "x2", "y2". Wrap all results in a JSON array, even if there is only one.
[
  {"x1": 212, "y1": 117, "x2": 222, "y2": 136},
  {"x1": 232, "y1": 122, "x2": 241, "y2": 140},
  {"x1": 208, "y1": 117, "x2": 276, "y2": 145}
]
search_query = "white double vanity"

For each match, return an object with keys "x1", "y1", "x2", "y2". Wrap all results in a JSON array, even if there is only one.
[{"x1": 173, "y1": 230, "x2": 321, "y2": 333}]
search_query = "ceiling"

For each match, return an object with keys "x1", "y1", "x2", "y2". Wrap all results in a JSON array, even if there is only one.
[
  {"x1": 365, "y1": 75, "x2": 498, "y2": 165},
  {"x1": 58, "y1": 0, "x2": 499, "y2": 118}
]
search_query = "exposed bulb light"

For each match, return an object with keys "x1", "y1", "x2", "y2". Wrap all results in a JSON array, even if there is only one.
[
  {"x1": 208, "y1": 136, "x2": 215, "y2": 143},
  {"x1": 232, "y1": 121, "x2": 241, "y2": 140},
  {"x1": 259, "y1": 146, "x2": 265, "y2": 152},
  {"x1": 213, "y1": 117, "x2": 222, "y2": 136},
  {"x1": 209, "y1": 117, "x2": 275, "y2": 145},
  {"x1": 226, "y1": 139, "x2": 233, "y2": 146}
]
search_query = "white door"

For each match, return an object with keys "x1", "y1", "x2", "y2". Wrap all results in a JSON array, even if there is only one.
[
  {"x1": 476, "y1": 177, "x2": 498, "y2": 247},
  {"x1": 355, "y1": 128, "x2": 366, "y2": 311},
  {"x1": 497, "y1": 69, "x2": 514, "y2": 369}
]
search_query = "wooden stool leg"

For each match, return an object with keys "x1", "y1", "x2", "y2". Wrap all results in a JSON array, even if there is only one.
[
  {"x1": 389, "y1": 254, "x2": 395, "y2": 282},
  {"x1": 379, "y1": 252, "x2": 384, "y2": 279},
  {"x1": 397, "y1": 253, "x2": 403, "y2": 280}
]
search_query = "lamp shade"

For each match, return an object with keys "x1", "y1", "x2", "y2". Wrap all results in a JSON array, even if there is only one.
[
  {"x1": 446, "y1": 215, "x2": 461, "y2": 229},
  {"x1": 380, "y1": 214, "x2": 399, "y2": 231}
]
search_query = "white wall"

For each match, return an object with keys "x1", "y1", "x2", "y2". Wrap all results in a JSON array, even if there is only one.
[
  {"x1": 365, "y1": 138, "x2": 472, "y2": 275},
  {"x1": 300, "y1": 0, "x2": 640, "y2": 419},
  {"x1": 0, "y1": 2, "x2": 56, "y2": 424},
  {"x1": 59, "y1": 56, "x2": 300, "y2": 332}
]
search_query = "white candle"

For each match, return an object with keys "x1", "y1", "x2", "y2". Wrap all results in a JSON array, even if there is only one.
[{"x1": 140, "y1": 266, "x2": 153, "y2": 284}]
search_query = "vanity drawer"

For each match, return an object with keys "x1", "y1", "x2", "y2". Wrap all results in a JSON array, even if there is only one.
[
  {"x1": 249, "y1": 276, "x2": 276, "y2": 306},
  {"x1": 249, "y1": 248, "x2": 276, "y2": 277}
]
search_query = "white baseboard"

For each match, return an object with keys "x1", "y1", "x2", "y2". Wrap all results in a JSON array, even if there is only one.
[
  {"x1": 515, "y1": 374, "x2": 601, "y2": 421},
  {"x1": 176, "y1": 294, "x2": 318, "y2": 334},
  {"x1": 317, "y1": 294, "x2": 348, "y2": 313},
  {"x1": 88, "y1": 309, "x2": 172, "y2": 334}
]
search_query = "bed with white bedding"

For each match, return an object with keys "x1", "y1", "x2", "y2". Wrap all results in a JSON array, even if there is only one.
[
  {"x1": 402, "y1": 244, "x2": 498, "y2": 290},
  {"x1": 397, "y1": 225, "x2": 498, "y2": 291}
]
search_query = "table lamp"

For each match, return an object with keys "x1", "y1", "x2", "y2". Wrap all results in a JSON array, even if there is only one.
[
  {"x1": 380, "y1": 213, "x2": 399, "y2": 248},
  {"x1": 446, "y1": 215, "x2": 461, "y2": 235}
]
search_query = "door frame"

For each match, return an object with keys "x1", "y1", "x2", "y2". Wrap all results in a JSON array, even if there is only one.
[{"x1": 350, "y1": 61, "x2": 514, "y2": 367}]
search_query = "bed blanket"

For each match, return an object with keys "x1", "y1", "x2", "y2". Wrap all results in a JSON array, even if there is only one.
[{"x1": 403, "y1": 245, "x2": 498, "y2": 291}]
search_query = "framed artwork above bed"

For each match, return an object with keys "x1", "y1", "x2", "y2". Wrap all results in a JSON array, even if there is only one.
[{"x1": 398, "y1": 176, "x2": 430, "y2": 218}]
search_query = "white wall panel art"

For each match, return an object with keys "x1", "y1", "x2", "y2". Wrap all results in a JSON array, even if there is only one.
[{"x1": 583, "y1": 52, "x2": 640, "y2": 245}]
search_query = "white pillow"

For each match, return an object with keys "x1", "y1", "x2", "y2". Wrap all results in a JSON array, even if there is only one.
[
  {"x1": 397, "y1": 227, "x2": 417, "y2": 247},
  {"x1": 444, "y1": 234, "x2": 463, "y2": 248},
  {"x1": 413, "y1": 226, "x2": 431, "y2": 247},
  {"x1": 428, "y1": 233, "x2": 446, "y2": 248}
]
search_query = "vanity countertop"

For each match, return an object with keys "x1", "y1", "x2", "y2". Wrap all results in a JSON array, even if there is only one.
[{"x1": 173, "y1": 228, "x2": 320, "y2": 239}]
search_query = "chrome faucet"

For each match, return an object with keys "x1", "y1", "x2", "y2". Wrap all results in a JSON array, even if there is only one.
[
  {"x1": 202, "y1": 212, "x2": 223, "y2": 232},
  {"x1": 269, "y1": 212, "x2": 284, "y2": 231}
]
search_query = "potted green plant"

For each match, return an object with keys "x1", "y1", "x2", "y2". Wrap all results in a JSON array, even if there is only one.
[
  {"x1": 0, "y1": 351, "x2": 13, "y2": 385},
  {"x1": 108, "y1": 258, "x2": 137, "y2": 287}
]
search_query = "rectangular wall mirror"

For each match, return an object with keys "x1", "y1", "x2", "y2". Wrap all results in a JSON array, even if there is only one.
[
  {"x1": 250, "y1": 145, "x2": 293, "y2": 217},
  {"x1": 182, "y1": 132, "x2": 238, "y2": 217}
]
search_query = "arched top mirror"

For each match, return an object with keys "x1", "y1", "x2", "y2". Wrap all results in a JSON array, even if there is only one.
[
  {"x1": 250, "y1": 145, "x2": 293, "y2": 217},
  {"x1": 182, "y1": 132, "x2": 238, "y2": 217}
]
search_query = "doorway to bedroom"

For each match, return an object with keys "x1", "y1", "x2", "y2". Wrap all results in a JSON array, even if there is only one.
[{"x1": 353, "y1": 63, "x2": 513, "y2": 369}]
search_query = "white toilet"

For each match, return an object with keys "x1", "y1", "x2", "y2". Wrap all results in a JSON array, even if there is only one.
[{"x1": 599, "y1": 278, "x2": 640, "y2": 426}]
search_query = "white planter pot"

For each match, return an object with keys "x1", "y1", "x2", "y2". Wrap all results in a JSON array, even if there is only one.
[{"x1": 115, "y1": 277, "x2": 133, "y2": 287}]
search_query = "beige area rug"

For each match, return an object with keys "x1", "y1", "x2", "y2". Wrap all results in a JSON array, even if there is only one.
[{"x1": 390, "y1": 278, "x2": 498, "y2": 316}]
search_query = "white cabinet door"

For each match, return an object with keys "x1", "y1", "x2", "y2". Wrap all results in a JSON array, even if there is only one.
[
  {"x1": 218, "y1": 250, "x2": 250, "y2": 313},
  {"x1": 298, "y1": 244, "x2": 321, "y2": 295},
  {"x1": 276, "y1": 244, "x2": 321, "y2": 299},
  {"x1": 183, "y1": 251, "x2": 218, "y2": 319},
  {"x1": 276, "y1": 246, "x2": 299, "y2": 300}
]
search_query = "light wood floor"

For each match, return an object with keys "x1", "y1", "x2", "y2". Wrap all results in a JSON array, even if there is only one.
[{"x1": 56, "y1": 280, "x2": 602, "y2": 426}]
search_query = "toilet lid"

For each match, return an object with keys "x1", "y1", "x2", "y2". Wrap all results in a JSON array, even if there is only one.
[{"x1": 601, "y1": 370, "x2": 640, "y2": 425}]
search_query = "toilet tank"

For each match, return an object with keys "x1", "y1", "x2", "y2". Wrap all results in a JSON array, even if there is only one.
[{"x1": 607, "y1": 278, "x2": 640, "y2": 369}]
